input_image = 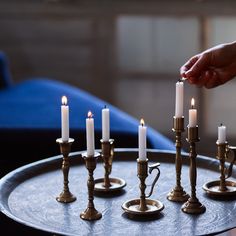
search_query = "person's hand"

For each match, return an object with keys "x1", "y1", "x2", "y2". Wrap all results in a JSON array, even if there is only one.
[{"x1": 180, "y1": 42, "x2": 236, "y2": 88}]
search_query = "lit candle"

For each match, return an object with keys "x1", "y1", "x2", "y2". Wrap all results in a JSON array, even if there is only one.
[
  {"x1": 175, "y1": 81, "x2": 184, "y2": 117},
  {"x1": 189, "y1": 98, "x2": 197, "y2": 127},
  {"x1": 61, "y1": 96, "x2": 69, "y2": 142},
  {"x1": 139, "y1": 119, "x2": 147, "y2": 161},
  {"x1": 218, "y1": 124, "x2": 226, "y2": 143},
  {"x1": 102, "y1": 105, "x2": 110, "y2": 141},
  {"x1": 86, "y1": 111, "x2": 95, "y2": 156}
]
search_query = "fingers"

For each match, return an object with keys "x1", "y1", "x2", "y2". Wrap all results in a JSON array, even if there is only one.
[
  {"x1": 189, "y1": 70, "x2": 220, "y2": 89},
  {"x1": 180, "y1": 55, "x2": 199, "y2": 78},
  {"x1": 203, "y1": 71, "x2": 219, "y2": 89},
  {"x1": 185, "y1": 54, "x2": 209, "y2": 78}
]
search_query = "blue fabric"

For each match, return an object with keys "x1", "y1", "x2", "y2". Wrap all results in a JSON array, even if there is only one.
[
  {"x1": 0, "y1": 78, "x2": 174, "y2": 151},
  {"x1": 0, "y1": 52, "x2": 12, "y2": 89}
]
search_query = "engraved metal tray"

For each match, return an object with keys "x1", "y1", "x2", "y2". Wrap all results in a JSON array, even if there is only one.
[{"x1": 0, "y1": 149, "x2": 235, "y2": 236}]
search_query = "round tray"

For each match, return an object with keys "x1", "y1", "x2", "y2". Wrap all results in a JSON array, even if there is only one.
[{"x1": 0, "y1": 149, "x2": 236, "y2": 236}]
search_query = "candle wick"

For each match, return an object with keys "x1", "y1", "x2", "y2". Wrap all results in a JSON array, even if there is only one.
[
  {"x1": 191, "y1": 105, "x2": 194, "y2": 109},
  {"x1": 104, "y1": 105, "x2": 107, "y2": 109},
  {"x1": 220, "y1": 123, "x2": 223, "y2": 126}
]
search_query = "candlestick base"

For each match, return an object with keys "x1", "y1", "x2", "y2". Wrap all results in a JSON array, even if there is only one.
[
  {"x1": 167, "y1": 186, "x2": 189, "y2": 202},
  {"x1": 94, "y1": 177, "x2": 126, "y2": 193},
  {"x1": 80, "y1": 207, "x2": 102, "y2": 221},
  {"x1": 122, "y1": 198, "x2": 164, "y2": 216},
  {"x1": 203, "y1": 180, "x2": 236, "y2": 196},
  {"x1": 56, "y1": 191, "x2": 76, "y2": 203},
  {"x1": 181, "y1": 197, "x2": 206, "y2": 214}
]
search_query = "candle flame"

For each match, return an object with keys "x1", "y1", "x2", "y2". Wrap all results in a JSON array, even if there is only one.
[
  {"x1": 191, "y1": 98, "x2": 195, "y2": 108},
  {"x1": 62, "y1": 96, "x2": 67, "y2": 105},
  {"x1": 140, "y1": 118, "x2": 145, "y2": 126},
  {"x1": 88, "y1": 111, "x2": 93, "y2": 118}
]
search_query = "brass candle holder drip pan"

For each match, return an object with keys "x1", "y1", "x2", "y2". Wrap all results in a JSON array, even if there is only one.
[
  {"x1": 94, "y1": 139, "x2": 126, "y2": 193},
  {"x1": 203, "y1": 142, "x2": 236, "y2": 196},
  {"x1": 122, "y1": 158, "x2": 164, "y2": 216}
]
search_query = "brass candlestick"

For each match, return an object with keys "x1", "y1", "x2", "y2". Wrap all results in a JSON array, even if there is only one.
[
  {"x1": 203, "y1": 142, "x2": 236, "y2": 196},
  {"x1": 122, "y1": 158, "x2": 164, "y2": 216},
  {"x1": 182, "y1": 126, "x2": 206, "y2": 214},
  {"x1": 218, "y1": 142, "x2": 228, "y2": 191},
  {"x1": 94, "y1": 139, "x2": 126, "y2": 192},
  {"x1": 138, "y1": 159, "x2": 149, "y2": 211},
  {"x1": 167, "y1": 117, "x2": 189, "y2": 202},
  {"x1": 80, "y1": 152, "x2": 102, "y2": 221},
  {"x1": 56, "y1": 138, "x2": 76, "y2": 203}
]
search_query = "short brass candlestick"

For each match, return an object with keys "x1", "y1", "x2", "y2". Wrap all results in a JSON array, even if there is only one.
[
  {"x1": 138, "y1": 159, "x2": 149, "y2": 211},
  {"x1": 167, "y1": 117, "x2": 189, "y2": 202},
  {"x1": 80, "y1": 152, "x2": 102, "y2": 221},
  {"x1": 56, "y1": 138, "x2": 76, "y2": 203},
  {"x1": 203, "y1": 142, "x2": 236, "y2": 196},
  {"x1": 182, "y1": 126, "x2": 206, "y2": 214},
  {"x1": 102, "y1": 139, "x2": 114, "y2": 188},
  {"x1": 94, "y1": 139, "x2": 126, "y2": 192},
  {"x1": 218, "y1": 141, "x2": 228, "y2": 191},
  {"x1": 122, "y1": 158, "x2": 164, "y2": 216}
]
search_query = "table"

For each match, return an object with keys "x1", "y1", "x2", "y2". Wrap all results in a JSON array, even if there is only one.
[{"x1": 0, "y1": 149, "x2": 235, "y2": 235}]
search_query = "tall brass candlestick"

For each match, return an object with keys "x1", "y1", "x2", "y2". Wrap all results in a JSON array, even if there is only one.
[
  {"x1": 56, "y1": 138, "x2": 76, "y2": 203},
  {"x1": 167, "y1": 117, "x2": 189, "y2": 202},
  {"x1": 182, "y1": 126, "x2": 206, "y2": 214},
  {"x1": 80, "y1": 152, "x2": 102, "y2": 221}
]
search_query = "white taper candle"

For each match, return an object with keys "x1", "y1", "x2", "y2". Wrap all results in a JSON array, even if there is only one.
[{"x1": 61, "y1": 96, "x2": 69, "y2": 142}]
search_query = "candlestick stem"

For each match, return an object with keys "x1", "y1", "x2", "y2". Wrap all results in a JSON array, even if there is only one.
[
  {"x1": 56, "y1": 138, "x2": 76, "y2": 203},
  {"x1": 182, "y1": 126, "x2": 205, "y2": 214},
  {"x1": 189, "y1": 142, "x2": 197, "y2": 199},
  {"x1": 217, "y1": 142, "x2": 228, "y2": 191},
  {"x1": 137, "y1": 159, "x2": 148, "y2": 211},
  {"x1": 101, "y1": 139, "x2": 114, "y2": 188},
  {"x1": 80, "y1": 152, "x2": 102, "y2": 221},
  {"x1": 167, "y1": 117, "x2": 189, "y2": 202}
]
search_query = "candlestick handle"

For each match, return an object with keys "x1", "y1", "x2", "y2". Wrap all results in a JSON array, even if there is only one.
[
  {"x1": 225, "y1": 146, "x2": 236, "y2": 179},
  {"x1": 146, "y1": 163, "x2": 160, "y2": 198}
]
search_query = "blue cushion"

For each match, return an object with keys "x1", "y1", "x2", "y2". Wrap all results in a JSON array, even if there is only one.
[
  {"x1": 0, "y1": 52, "x2": 12, "y2": 89},
  {"x1": 0, "y1": 78, "x2": 174, "y2": 145}
]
